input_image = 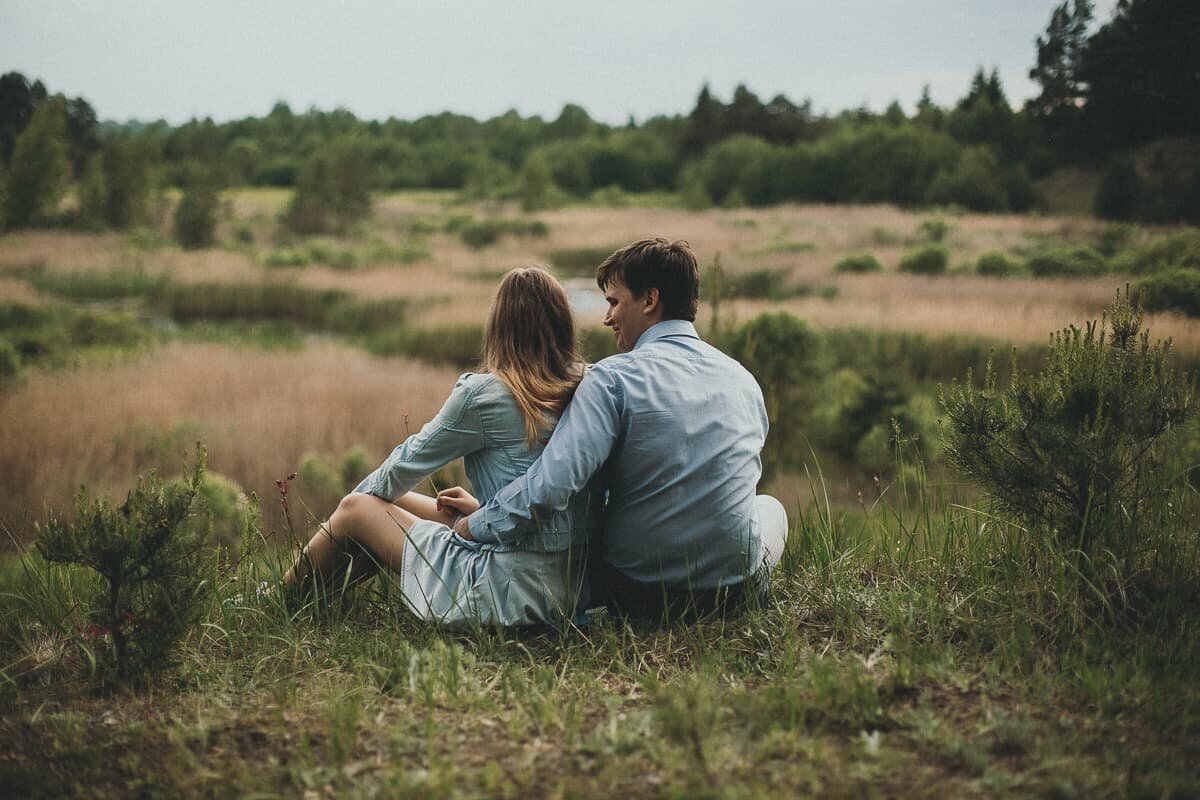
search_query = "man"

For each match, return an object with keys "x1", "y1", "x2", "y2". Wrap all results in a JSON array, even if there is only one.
[{"x1": 454, "y1": 238, "x2": 788, "y2": 619}]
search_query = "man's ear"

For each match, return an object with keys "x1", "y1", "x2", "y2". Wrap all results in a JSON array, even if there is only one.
[{"x1": 641, "y1": 287, "x2": 661, "y2": 316}]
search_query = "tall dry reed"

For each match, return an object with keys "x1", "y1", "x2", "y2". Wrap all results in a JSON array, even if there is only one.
[{"x1": 0, "y1": 343, "x2": 460, "y2": 543}]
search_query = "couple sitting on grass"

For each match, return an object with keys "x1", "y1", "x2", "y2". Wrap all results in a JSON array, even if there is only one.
[{"x1": 284, "y1": 238, "x2": 788, "y2": 627}]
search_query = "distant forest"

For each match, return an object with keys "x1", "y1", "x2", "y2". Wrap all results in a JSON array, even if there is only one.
[{"x1": 1, "y1": 0, "x2": 1197, "y2": 228}]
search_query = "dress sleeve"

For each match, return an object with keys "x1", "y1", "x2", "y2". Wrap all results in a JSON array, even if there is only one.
[
  {"x1": 353, "y1": 373, "x2": 487, "y2": 501},
  {"x1": 466, "y1": 365, "x2": 623, "y2": 545}
]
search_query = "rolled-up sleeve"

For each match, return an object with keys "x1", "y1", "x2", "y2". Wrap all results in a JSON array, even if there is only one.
[
  {"x1": 467, "y1": 366, "x2": 622, "y2": 545},
  {"x1": 354, "y1": 374, "x2": 486, "y2": 501}
]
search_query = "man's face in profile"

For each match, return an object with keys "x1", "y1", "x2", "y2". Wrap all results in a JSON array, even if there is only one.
[{"x1": 602, "y1": 280, "x2": 653, "y2": 353}]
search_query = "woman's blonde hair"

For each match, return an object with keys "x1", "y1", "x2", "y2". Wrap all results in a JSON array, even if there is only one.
[{"x1": 484, "y1": 267, "x2": 583, "y2": 446}]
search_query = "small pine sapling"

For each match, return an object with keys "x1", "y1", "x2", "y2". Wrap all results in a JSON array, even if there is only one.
[
  {"x1": 35, "y1": 447, "x2": 216, "y2": 682},
  {"x1": 941, "y1": 290, "x2": 1193, "y2": 578}
]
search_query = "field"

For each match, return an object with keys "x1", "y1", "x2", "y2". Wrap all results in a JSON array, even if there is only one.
[{"x1": 1, "y1": 192, "x2": 1198, "y2": 797}]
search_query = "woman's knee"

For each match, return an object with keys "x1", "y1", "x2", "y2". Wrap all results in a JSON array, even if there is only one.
[{"x1": 330, "y1": 492, "x2": 378, "y2": 534}]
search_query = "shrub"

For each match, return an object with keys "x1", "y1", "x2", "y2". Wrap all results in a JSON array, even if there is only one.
[
  {"x1": 917, "y1": 217, "x2": 951, "y2": 243},
  {"x1": 172, "y1": 169, "x2": 221, "y2": 249},
  {"x1": 459, "y1": 218, "x2": 549, "y2": 249},
  {"x1": 1112, "y1": 229, "x2": 1200, "y2": 275},
  {"x1": 720, "y1": 312, "x2": 825, "y2": 479},
  {"x1": 1134, "y1": 269, "x2": 1200, "y2": 317},
  {"x1": 975, "y1": 251, "x2": 1020, "y2": 277},
  {"x1": 721, "y1": 268, "x2": 797, "y2": 300},
  {"x1": 363, "y1": 325, "x2": 484, "y2": 368},
  {"x1": 1094, "y1": 156, "x2": 1143, "y2": 221},
  {"x1": 941, "y1": 292, "x2": 1193, "y2": 577},
  {"x1": 1025, "y1": 245, "x2": 1107, "y2": 278},
  {"x1": 927, "y1": 147, "x2": 1008, "y2": 212},
  {"x1": 549, "y1": 246, "x2": 618, "y2": 276},
  {"x1": 282, "y1": 138, "x2": 372, "y2": 235},
  {"x1": 0, "y1": 338, "x2": 21, "y2": 381},
  {"x1": 834, "y1": 253, "x2": 882, "y2": 274},
  {"x1": 35, "y1": 448, "x2": 215, "y2": 682},
  {"x1": 898, "y1": 245, "x2": 949, "y2": 275}
]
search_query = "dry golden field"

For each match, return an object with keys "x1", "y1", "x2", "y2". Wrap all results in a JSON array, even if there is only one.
[{"x1": 2, "y1": 191, "x2": 1197, "y2": 541}]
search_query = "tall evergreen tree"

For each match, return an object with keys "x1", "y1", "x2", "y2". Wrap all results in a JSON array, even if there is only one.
[{"x1": 5, "y1": 95, "x2": 69, "y2": 228}]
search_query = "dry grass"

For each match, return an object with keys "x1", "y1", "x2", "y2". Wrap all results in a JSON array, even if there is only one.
[{"x1": 0, "y1": 343, "x2": 460, "y2": 541}]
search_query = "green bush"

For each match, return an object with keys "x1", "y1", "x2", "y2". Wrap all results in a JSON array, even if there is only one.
[
  {"x1": 1094, "y1": 156, "x2": 1143, "y2": 221},
  {"x1": 898, "y1": 245, "x2": 949, "y2": 275},
  {"x1": 181, "y1": 471, "x2": 252, "y2": 563},
  {"x1": 917, "y1": 217, "x2": 951, "y2": 243},
  {"x1": 35, "y1": 448, "x2": 215, "y2": 682},
  {"x1": 260, "y1": 246, "x2": 311, "y2": 269},
  {"x1": 0, "y1": 338, "x2": 21, "y2": 381},
  {"x1": 975, "y1": 250, "x2": 1020, "y2": 277},
  {"x1": 1025, "y1": 245, "x2": 1107, "y2": 278},
  {"x1": 548, "y1": 246, "x2": 617, "y2": 276},
  {"x1": 282, "y1": 138, "x2": 372, "y2": 235},
  {"x1": 1112, "y1": 229, "x2": 1200, "y2": 275},
  {"x1": 459, "y1": 218, "x2": 549, "y2": 249},
  {"x1": 833, "y1": 253, "x2": 882, "y2": 274},
  {"x1": 927, "y1": 147, "x2": 1008, "y2": 212},
  {"x1": 942, "y1": 292, "x2": 1193, "y2": 578},
  {"x1": 364, "y1": 325, "x2": 483, "y2": 368},
  {"x1": 711, "y1": 268, "x2": 799, "y2": 300},
  {"x1": 172, "y1": 170, "x2": 221, "y2": 249},
  {"x1": 1135, "y1": 269, "x2": 1200, "y2": 317},
  {"x1": 720, "y1": 312, "x2": 825, "y2": 479}
]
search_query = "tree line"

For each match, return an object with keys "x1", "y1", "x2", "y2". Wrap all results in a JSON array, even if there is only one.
[{"x1": 1, "y1": 0, "x2": 1196, "y2": 237}]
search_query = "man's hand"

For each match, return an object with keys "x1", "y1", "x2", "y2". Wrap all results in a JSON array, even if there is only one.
[
  {"x1": 452, "y1": 514, "x2": 474, "y2": 541},
  {"x1": 437, "y1": 486, "x2": 479, "y2": 540}
]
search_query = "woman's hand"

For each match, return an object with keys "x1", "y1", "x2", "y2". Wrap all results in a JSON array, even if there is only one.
[{"x1": 436, "y1": 486, "x2": 480, "y2": 517}]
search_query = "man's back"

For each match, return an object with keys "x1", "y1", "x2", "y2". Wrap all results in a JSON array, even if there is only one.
[{"x1": 594, "y1": 321, "x2": 767, "y2": 588}]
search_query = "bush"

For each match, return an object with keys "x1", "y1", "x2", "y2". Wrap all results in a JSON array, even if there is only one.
[
  {"x1": 917, "y1": 217, "x2": 951, "y2": 243},
  {"x1": 1095, "y1": 156, "x2": 1143, "y2": 221},
  {"x1": 0, "y1": 338, "x2": 21, "y2": 381},
  {"x1": 927, "y1": 147, "x2": 1008, "y2": 212},
  {"x1": 975, "y1": 250, "x2": 1020, "y2": 277},
  {"x1": 942, "y1": 292, "x2": 1193, "y2": 578},
  {"x1": 282, "y1": 138, "x2": 372, "y2": 235},
  {"x1": 1111, "y1": 229, "x2": 1200, "y2": 275},
  {"x1": 172, "y1": 169, "x2": 221, "y2": 249},
  {"x1": 35, "y1": 448, "x2": 215, "y2": 682},
  {"x1": 720, "y1": 312, "x2": 825, "y2": 479},
  {"x1": 898, "y1": 245, "x2": 949, "y2": 275},
  {"x1": 548, "y1": 246, "x2": 618, "y2": 276},
  {"x1": 1135, "y1": 269, "x2": 1200, "y2": 317},
  {"x1": 833, "y1": 253, "x2": 882, "y2": 274},
  {"x1": 1025, "y1": 245, "x2": 1107, "y2": 278},
  {"x1": 458, "y1": 218, "x2": 549, "y2": 249},
  {"x1": 363, "y1": 325, "x2": 484, "y2": 368},
  {"x1": 715, "y1": 268, "x2": 798, "y2": 300}
]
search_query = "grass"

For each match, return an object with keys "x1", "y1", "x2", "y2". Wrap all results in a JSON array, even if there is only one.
[{"x1": 1, "y1": 463, "x2": 1197, "y2": 797}]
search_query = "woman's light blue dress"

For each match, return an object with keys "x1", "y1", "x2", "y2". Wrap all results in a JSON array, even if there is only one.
[{"x1": 354, "y1": 372, "x2": 602, "y2": 628}]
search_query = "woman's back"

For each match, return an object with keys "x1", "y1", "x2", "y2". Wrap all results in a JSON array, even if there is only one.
[{"x1": 354, "y1": 372, "x2": 601, "y2": 553}]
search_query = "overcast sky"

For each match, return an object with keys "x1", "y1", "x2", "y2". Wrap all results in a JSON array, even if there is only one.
[{"x1": 1, "y1": 1, "x2": 1119, "y2": 125}]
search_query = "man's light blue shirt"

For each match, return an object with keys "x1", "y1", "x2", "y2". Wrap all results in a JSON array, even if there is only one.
[{"x1": 466, "y1": 320, "x2": 769, "y2": 589}]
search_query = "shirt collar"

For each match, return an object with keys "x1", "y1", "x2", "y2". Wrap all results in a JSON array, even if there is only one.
[{"x1": 632, "y1": 319, "x2": 700, "y2": 350}]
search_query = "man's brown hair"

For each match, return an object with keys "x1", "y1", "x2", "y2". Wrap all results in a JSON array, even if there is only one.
[{"x1": 595, "y1": 238, "x2": 700, "y2": 322}]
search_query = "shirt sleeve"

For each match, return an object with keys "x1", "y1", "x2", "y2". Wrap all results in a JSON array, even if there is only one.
[
  {"x1": 466, "y1": 365, "x2": 623, "y2": 545},
  {"x1": 353, "y1": 373, "x2": 487, "y2": 501}
]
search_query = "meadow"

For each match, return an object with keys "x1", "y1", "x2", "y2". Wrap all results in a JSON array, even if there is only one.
[{"x1": 1, "y1": 191, "x2": 1199, "y2": 797}]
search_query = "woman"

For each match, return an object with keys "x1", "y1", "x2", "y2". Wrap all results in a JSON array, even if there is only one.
[{"x1": 284, "y1": 267, "x2": 602, "y2": 628}]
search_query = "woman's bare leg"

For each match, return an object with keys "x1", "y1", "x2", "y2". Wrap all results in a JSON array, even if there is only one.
[{"x1": 283, "y1": 492, "x2": 419, "y2": 587}]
